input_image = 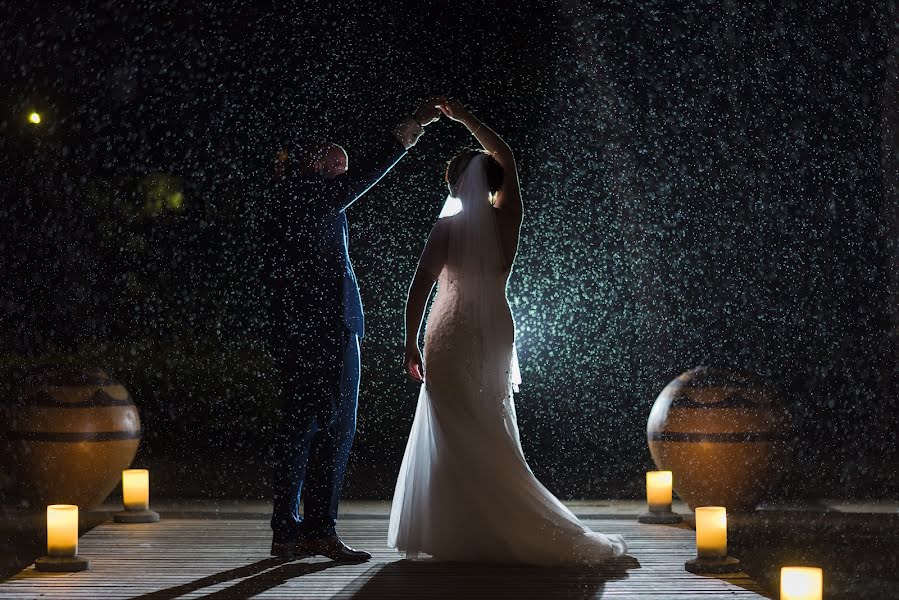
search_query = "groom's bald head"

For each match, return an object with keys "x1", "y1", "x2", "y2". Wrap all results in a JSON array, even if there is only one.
[
  {"x1": 310, "y1": 142, "x2": 348, "y2": 179},
  {"x1": 275, "y1": 142, "x2": 348, "y2": 180}
]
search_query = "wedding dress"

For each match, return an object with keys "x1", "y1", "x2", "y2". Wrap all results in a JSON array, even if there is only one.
[{"x1": 387, "y1": 155, "x2": 627, "y2": 565}]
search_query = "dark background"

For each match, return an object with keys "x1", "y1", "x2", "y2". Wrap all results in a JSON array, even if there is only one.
[{"x1": 1, "y1": 0, "x2": 896, "y2": 501}]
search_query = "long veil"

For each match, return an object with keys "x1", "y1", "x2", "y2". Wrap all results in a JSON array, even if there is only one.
[{"x1": 437, "y1": 153, "x2": 521, "y2": 394}]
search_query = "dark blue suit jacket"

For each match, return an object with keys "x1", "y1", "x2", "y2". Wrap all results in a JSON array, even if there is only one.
[{"x1": 263, "y1": 134, "x2": 408, "y2": 346}]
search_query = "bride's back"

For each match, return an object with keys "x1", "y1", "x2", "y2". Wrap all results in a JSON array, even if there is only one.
[
  {"x1": 440, "y1": 213, "x2": 510, "y2": 280},
  {"x1": 427, "y1": 207, "x2": 515, "y2": 367}
]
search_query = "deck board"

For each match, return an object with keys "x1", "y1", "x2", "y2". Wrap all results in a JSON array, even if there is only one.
[{"x1": 0, "y1": 518, "x2": 770, "y2": 599}]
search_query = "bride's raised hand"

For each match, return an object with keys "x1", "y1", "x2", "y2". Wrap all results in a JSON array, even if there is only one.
[
  {"x1": 438, "y1": 98, "x2": 471, "y2": 123},
  {"x1": 404, "y1": 345, "x2": 425, "y2": 382}
]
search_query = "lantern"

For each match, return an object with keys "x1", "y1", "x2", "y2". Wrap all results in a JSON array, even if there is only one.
[
  {"x1": 685, "y1": 506, "x2": 741, "y2": 574},
  {"x1": 114, "y1": 469, "x2": 160, "y2": 523},
  {"x1": 638, "y1": 470, "x2": 682, "y2": 524},
  {"x1": 780, "y1": 567, "x2": 823, "y2": 600},
  {"x1": 35, "y1": 505, "x2": 90, "y2": 572}
]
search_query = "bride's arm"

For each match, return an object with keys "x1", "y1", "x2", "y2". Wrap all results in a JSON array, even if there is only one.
[
  {"x1": 403, "y1": 222, "x2": 447, "y2": 382},
  {"x1": 404, "y1": 271, "x2": 434, "y2": 382},
  {"x1": 439, "y1": 100, "x2": 523, "y2": 220}
]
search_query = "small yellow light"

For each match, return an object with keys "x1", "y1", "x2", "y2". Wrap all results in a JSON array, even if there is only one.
[
  {"x1": 122, "y1": 469, "x2": 150, "y2": 511},
  {"x1": 646, "y1": 471, "x2": 673, "y2": 512},
  {"x1": 780, "y1": 567, "x2": 823, "y2": 600},
  {"x1": 47, "y1": 504, "x2": 79, "y2": 557},
  {"x1": 28, "y1": 112, "x2": 41, "y2": 124},
  {"x1": 167, "y1": 191, "x2": 184, "y2": 210},
  {"x1": 695, "y1": 506, "x2": 728, "y2": 558}
]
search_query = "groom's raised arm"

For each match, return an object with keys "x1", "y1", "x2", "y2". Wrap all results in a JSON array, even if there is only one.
[{"x1": 328, "y1": 116, "x2": 425, "y2": 213}]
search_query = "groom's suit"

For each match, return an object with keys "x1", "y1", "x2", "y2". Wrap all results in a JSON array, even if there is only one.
[{"x1": 265, "y1": 118, "x2": 424, "y2": 543}]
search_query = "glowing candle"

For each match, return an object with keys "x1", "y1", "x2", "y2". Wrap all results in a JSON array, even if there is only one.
[
  {"x1": 122, "y1": 469, "x2": 150, "y2": 511},
  {"x1": 28, "y1": 112, "x2": 41, "y2": 124},
  {"x1": 781, "y1": 567, "x2": 823, "y2": 600},
  {"x1": 646, "y1": 471, "x2": 673, "y2": 512},
  {"x1": 46, "y1": 505, "x2": 78, "y2": 557},
  {"x1": 114, "y1": 468, "x2": 159, "y2": 524},
  {"x1": 695, "y1": 506, "x2": 728, "y2": 558}
]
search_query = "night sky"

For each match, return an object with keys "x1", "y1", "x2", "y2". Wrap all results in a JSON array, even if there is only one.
[{"x1": 1, "y1": 0, "x2": 896, "y2": 500}]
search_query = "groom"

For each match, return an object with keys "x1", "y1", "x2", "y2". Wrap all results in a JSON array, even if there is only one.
[{"x1": 265, "y1": 97, "x2": 443, "y2": 561}]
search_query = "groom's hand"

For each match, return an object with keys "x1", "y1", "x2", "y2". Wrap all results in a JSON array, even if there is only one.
[{"x1": 413, "y1": 95, "x2": 445, "y2": 127}]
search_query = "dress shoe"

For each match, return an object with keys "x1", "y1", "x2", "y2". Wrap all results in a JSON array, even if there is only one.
[{"x1": 304, "y1": 535, "x2": 371, "y2": 562}]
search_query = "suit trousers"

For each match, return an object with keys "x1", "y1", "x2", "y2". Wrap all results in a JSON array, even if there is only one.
[{"x1": 270, "y1": 325, "x2": 361, "y2": 542}]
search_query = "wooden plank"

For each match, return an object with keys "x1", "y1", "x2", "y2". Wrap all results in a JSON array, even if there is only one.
[{"x1": 0, "y1": 518, "x2": 770, "y2": 599}]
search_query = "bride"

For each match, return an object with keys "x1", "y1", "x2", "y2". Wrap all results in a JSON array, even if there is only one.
[{"x1": 387, "y1": 99, "x2": 627, "y2": 565}]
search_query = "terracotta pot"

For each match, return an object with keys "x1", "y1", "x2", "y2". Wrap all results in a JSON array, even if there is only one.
[
  {"x1": 647, "y1": 366, "x2": 790, "y2": 512},
  {"x1": 0, "y1": 366, "x2": 141, "y2": 509}
]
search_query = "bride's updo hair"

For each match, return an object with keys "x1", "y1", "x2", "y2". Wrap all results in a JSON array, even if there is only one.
[{"x1": 445, "y1": 149, "x2": 504, "y2": 196}]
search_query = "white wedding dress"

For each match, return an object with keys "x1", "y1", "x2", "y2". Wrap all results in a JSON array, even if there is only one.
[{"x1": 387, "y1": 155, "x2": 627, "y2": 565}]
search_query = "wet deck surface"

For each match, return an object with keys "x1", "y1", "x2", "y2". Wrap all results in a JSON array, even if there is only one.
[{"x1": 0, "y1": 515, "x2": 769, "y2": 599}]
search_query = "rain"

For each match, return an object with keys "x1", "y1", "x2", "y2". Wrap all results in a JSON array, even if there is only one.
[{"x1": 1, "y1": 1, "x2": 896, "y2": 598}]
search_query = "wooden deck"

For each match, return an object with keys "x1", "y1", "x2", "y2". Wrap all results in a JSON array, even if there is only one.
[{"x1": 0, "y1": 516, "x2": 770, "y2": 599}]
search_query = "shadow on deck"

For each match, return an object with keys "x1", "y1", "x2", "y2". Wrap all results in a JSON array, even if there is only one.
[{"x1": 0, "y1": 514, "x2": 770, "y2": 600}]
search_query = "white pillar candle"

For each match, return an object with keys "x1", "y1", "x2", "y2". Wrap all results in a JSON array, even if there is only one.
[
  {"x1": 47, "y1": 505, "x2": 78, "y2": 557},
  {"x1": 695, "y1": 506, "x2": 728, "y2": 558},
  {"x1": 646, "y1": 471, "x2": 673, "y2": 511},
  {"x1": 781, "y1": 567, "x2": 823, "y2": 600},
  {"x1": 122, "y1": 469, "x2": 150, "y2": 511}
]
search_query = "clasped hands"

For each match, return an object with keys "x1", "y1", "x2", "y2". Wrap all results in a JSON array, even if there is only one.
[{"x1": 414, "y1": 95, "x2": 471, "y2": 127}]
